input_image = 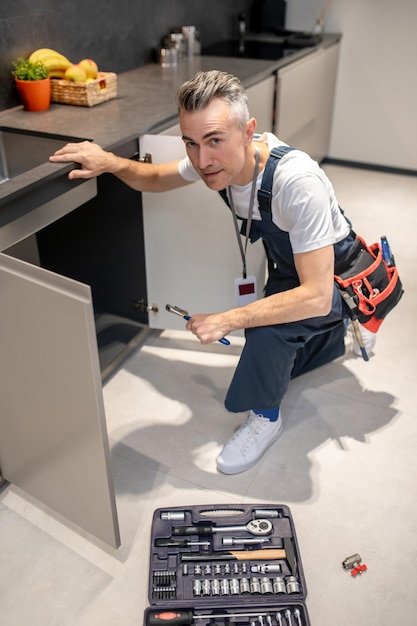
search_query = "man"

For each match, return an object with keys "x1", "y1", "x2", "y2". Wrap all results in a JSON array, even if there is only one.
[{"x1": 50, "y1": 70, "x2": 375, "y2": 475}]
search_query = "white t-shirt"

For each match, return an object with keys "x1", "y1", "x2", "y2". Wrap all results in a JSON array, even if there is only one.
[{"x1": 178, "y1": 132, "x2": 350, "y2": 254}]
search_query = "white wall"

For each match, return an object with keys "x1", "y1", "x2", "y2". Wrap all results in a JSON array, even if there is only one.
[{"x1": 286, "y1": 0, "x2": 417, "y2": 170}]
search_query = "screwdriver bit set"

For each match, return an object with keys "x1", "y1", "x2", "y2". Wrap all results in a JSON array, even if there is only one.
[{"x1": 144, "y1": 504, "x2": 311, "y2": 625}]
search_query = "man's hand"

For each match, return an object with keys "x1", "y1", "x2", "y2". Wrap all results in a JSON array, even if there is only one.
[
  {"x1": 185, "y1": 246, "x2": 336, "y2": 342},
  {"x1": 186, "y1": 312, "x2": 232, "y2": 345},
  {"x1": 50, "y1": 140, "x2": 190, "y2": 192},
  {"x1": 49, "y1": 141, "x2": 118, "y2": 180}
]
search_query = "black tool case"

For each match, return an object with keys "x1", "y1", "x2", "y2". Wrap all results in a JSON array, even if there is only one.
[{"x1": 143, "y1": 504, "x2": 311, "y2": 626}]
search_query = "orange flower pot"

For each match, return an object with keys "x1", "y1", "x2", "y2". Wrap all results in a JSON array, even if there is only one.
[{"x1": 15, "y1": 77, "x2": 51, "y2": 111}]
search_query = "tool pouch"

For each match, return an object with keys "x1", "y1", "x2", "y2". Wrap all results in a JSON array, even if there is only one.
[{"x1": 335, "y1": 235, "x2": 404, "y2": 333}]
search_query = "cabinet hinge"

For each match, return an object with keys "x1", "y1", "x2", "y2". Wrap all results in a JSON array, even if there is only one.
[
  {"x1": 132, "y1": 298, "x2": 159, "y2": 314},
  {"x1": 139, "y1": 152, "x2": 152, "y2": 163}
]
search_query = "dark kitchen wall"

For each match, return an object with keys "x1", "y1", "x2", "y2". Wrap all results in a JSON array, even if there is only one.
[{"x1": 0, "y1": 0, "x2": 254, "y2": 111}]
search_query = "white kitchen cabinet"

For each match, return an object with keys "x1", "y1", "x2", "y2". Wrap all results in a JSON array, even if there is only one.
[
  {"x1": 247, "y1": 74, "x2": 276, "y2": 133},
  {"x1": 275, "y1": 42, "x2": 340, "y2": 161},
  {"x1": 141, "y1": 76, "x2": 273, "y2": 332},
  {"x1": 141, "y1": 133, "x2": 267, "y2": 332}
]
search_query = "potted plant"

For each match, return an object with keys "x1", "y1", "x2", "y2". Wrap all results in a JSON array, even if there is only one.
[{"x1": 12, "y1": 57, "x2": 51, "y2": 112}]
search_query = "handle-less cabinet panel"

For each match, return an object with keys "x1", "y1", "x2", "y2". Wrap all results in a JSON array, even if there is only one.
[
  {"x1": 247, "y1": 74, "x2": 276, "y2": 133},
  {"x1": 0, "y1": 252, "x2": 120, "y2": 548},
  {"x1": 314, "y1": 42, "x2": 340, "y2": 161},
  {"x1": 276, "y1": 49, "x2": 322, "y2": 154},
  {"x1": 140, "y1": 133, "x2": 267, "y2": 331},
  {"x1": 275, "y1": 43, "x2": 340, "y2": 162}
]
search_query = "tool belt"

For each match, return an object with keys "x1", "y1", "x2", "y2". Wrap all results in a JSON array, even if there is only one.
[
  {"x1": 335, "y1": 234, "x2": 404, "y2": 333},
  {"x1": 220, "y1": 143, "x2": 404, "y2": 335}
]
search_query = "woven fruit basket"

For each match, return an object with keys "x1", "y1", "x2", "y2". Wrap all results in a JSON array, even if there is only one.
[{"x1": 50, "y1": 72, "x2": 117, "y2": 107}]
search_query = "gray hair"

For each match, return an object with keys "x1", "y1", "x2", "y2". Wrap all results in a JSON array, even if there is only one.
[{"x1": 176, "y1": 70, "x2": 250, "y2": 129}]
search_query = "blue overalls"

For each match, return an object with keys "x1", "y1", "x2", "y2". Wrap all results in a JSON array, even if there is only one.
[{"x1": 222, "y1": 147, "x2": 356, "y2": 414}]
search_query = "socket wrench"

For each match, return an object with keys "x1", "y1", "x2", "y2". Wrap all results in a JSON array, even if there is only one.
[{"x1": 172, "y1": 519, "x2": 273, "y2": 537}]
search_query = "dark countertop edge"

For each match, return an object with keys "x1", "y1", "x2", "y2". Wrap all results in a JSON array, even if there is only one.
[
  {"x1": 0, "y1": 33, "x2": 341, "y2": 205},
  {"x1": 0, "y1": 163, "x2": 76, "y2": 207}
]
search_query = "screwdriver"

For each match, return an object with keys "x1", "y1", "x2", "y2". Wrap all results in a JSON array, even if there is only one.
[
  {"x1": 166, "y1": 304, "x2": 230, "y2": 345},
  {"x1": 147, "y1": 610, "x2": 269, "y2": 626}
]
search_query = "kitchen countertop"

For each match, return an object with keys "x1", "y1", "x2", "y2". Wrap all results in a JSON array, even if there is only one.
[{"x1": 0, "y1": 33, "x2": 340, "y2": 207}]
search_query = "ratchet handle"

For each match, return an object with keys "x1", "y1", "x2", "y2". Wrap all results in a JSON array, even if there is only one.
[
  {"x1": 147, "y1": 610, "x2": 194, "y2": 626},
  {"x1": 172, "y1": 524, "x2": 213, "y2": 536}
]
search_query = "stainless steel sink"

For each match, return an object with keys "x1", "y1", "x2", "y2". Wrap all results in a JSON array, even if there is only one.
[
  {"x1": 0, "y1": 127, "x2": 85, "y2": 184},
  {"x1": 0, "y1": 126, "x2": 97, "y2": 251}
]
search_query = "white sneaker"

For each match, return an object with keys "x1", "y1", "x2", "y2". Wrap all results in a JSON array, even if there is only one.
[
  {"x1": 217, "y1": 410, "x2": 283, "y2": 475},
  {"x1": 351, "y1": 322, "x2": 377, "y2": 357}
]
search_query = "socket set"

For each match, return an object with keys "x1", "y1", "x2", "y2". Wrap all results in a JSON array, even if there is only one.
[{"x1": 144, "y1": 504, "x2": 311, "y2": 625}]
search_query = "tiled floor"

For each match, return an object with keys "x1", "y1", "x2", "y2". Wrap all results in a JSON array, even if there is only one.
[{"x1": 1, "y1": 165, "x2": 416, "y2": 625}]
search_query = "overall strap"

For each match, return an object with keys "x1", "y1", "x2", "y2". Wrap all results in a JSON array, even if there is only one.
[
  {"x1": 218, "y1": 145, "x2": 293, "y2": 211},
  {"x1": 257, "y1": 145, "x2": 294, "y2": 212},
  {"x1": 218, "y1": 188, "x2": 230, "y2": 208}
]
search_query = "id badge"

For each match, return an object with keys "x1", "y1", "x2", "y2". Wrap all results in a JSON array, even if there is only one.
[{"x1": 234, "y1": 276, "x2": 257, "y2": 307}]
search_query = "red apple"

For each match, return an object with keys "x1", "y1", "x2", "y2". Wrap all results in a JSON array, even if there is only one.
[{"x1": 79, "y1": 59, "x2": 99, "y2": 79}]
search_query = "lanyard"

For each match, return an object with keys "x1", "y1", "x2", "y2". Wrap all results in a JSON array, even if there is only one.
[{"x1": 227, "y1": 145, "x2": 260, "y2": 279}]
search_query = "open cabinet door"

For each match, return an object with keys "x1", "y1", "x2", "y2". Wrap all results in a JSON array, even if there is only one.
[
  {"x1": 0, "y1": 252, "x2": 120, "y2": 548},
  {"x1": 140, "y1": 132, "x2": 266, "y2": 330}
]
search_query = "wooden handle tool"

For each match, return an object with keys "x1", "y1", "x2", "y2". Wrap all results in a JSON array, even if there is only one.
[{"x1": 180, "y1": 548, "x2": 286, "y2": 562}]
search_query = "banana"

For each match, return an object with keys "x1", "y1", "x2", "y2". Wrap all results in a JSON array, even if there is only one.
[
  {"x1": 30, "y1": 48, "x2": 60, "y2": 62},
  {"x1": 29, "y1": 48, "x2": 72, "y2": 71},
  {"x1": 43, "y1": 57, "x2": 72, "y2": 72},
  {"x1": 48, "y1": 69, "x2": 66, "y2": 79}
]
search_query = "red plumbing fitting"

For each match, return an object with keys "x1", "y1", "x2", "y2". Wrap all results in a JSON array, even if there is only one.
[
  {"x1": 351, "y1": 563, "x2": 368, "y2": 577},
  {"x1": 342, "y1": 553, "x2": 368, "y2": 577}
]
